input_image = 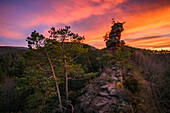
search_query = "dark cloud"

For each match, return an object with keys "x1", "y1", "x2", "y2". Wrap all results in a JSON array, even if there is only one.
[
  {"x1": 137, "y1": 44, "x2": 170, "y2": 49},
  {"x1": 152, "y1": 44, "x2": 170, "y2": 48},
  {"x1": 0, "y1": 37, "x2": 27, "y2": 47},
  {"x1": 117, "y1": 0, "x2": 170, "y2": 16},
  {"x1": 126, "y1": 33, "x2": 170, "y2": 42}
]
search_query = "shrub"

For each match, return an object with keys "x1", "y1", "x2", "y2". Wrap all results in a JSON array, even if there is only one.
[{"x1": 124, "y1": 76, "x2": 141, "y2": 94}]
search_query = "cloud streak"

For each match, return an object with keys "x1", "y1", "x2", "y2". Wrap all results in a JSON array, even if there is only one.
[{"x1": 125, "y1": 33, "x2": 170, "y2": 42}]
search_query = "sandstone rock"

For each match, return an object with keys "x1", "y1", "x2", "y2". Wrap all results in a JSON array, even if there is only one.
[
  {"x1": 100, "y1": 72, "x2": 107, "y2": 77},
  {"x1": 85, "y1": 107, "x2": 94, "y2": 113},
  {"x1": 118, "y1": 76, "x2": 123, "y2": 82},
  {"x1": 112, "y1": 76, "x2": 118, "y2": 81},
  {"x1": 94, "y1": 97, "x2": 110, "y2": 107},
  {"x1": 99, "y1": 104, "x2": 110, "y2": 113},
  {"x1": 106, "y1": 22, "x2": 124, "y2": 54},
  {"x1": 110, "y1": 89, "x2": 117, "y2": 96},
  {"x1": 100, "y1": 84, "x2": 109, "y2": 89},
  {"x1": 112, "y1": 67, "x2": 118, "y2": 70},
  {"x1": 108, "y1": 83, "x2": 116, "y2": 91},
  {"x1": 99, "y1": 91, "x2": 109, "y2": 97},
  {"x1": 80, "y1": 102, "x2": 89, "y2": 110},
  {"x1": 111, "y1": 97, "x2": 118, "y2": 104},
  {"x1": 75, "y1": 66, "x2": 133, "y2": 113}
]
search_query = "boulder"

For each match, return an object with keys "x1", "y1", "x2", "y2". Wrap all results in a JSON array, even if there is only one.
[
  {"x1": 110, "y1": 89, "x2": 117, "y2": 96},
  {"x1": 99, "y1": 91, "x2": 109, "y2": 97},
  {"x1": 108, "y1": 83, "x2": 116, "y2": 92},
  {"x1": 100, "y1": 84, "x2": 109, "y2": 89},
  {"x1": 85, "y1": 107, "x2": 94, "y2": 113},
  {"x1": 94, "y1": 97, "x2": 110, "y2": 107}
]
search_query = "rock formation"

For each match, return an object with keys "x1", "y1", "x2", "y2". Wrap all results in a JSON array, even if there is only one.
[
  {"x1": 106, "y1": 22, "x2": 124, "y2": 55},
  {"x1": 74, "y1": 21, "x2": 136, "y2": 113},
  {"x1": 75, "y1": 67, "x2": 133, "y2": 113}
]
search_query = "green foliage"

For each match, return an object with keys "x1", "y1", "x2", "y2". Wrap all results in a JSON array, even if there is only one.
[
  {"x1": 15, "y1": 26, "x2": 91, "y2": 112},
  {"x1": 97, "y1": 50, "x2": 114, "y2": 67},
  {"x1": 67, "y1": 64, "x2": 84, "y2": 77},
  {"x1": 83, "y1": 72, "x2": 98, "y2": 77},
  {"x1": 114, "y1": 48, "x2": 131, "y2": 62},
  {"x1": 108, "y1": 73, "x2": 112, "y2": 77},
  {"x1": 0, "y1": 52, "x2": 23, "y2": 81},
  {"x1": 75, "y1": 44, "x2": 100, "y2": 72},
  {"x1": 0, "y1": 85, "x2": 6, "y2": 113},
  {"x1": 16, "y1": 65, "x2": 59, "y2": 112},
  {"x1": 113, "y1": 48, "x2": 131, "y2": 69},
  {"x1": 0, "y1": 77, "x2": 19, "y2": 113},
  {"x1": 120, "y1": 40, "x2": 125, "y2": 46},
  {"x1": 124, "y1": 76, "x2": 142, "y2": 94}
]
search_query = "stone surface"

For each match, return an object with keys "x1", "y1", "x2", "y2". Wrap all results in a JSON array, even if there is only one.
[
  {"x1": 99, "y1": 91, "x2": 109, "y2": 96},
  {"x1": 108, "y1": 83, "x2": 116, "y2": 92},
  {"x1": 100, "y1": 84, "x2": 109, "y2": 89},
  {"x1": 110, "y1": 89, "x2": 117, "y2": 96},
  {"x1": 112, "y1": 76, "x2": 118, "y2": 81},
  {"x1": 85, "y1": 107, "x2": 93, "y2": 113},
  {"x1": 111, "y1": 97, "x2": 118, "y2": 104},
  {"x1": 106, "y1": 22, "x2": 124, "y2": 55},
  {"x1": 99, "y1": 104, "x2": 110, "y2": 113},
  {"x1": 75, "y1": 67, "x2": 133, "y2": 113}
]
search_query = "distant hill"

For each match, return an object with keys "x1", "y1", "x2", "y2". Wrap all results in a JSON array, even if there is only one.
[
  {"x1": 0, "y1": 43, "x2": 97, "y2": 56},
  {"x1": 0, "y1": 46, "x2": 28, "y2": 55},
  {"x1": 81, "y1": 43, "x2": 98, "y2": 51}
]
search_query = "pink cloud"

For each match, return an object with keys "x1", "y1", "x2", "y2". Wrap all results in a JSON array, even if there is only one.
[
  {"x1": 0, "y1": 0, "x2": 126, "y2": 40},
  {"x1": 14, "y1": 0, "x2": 126, "y2": 28},
  {"x1": 0, "y1": 23, "x2": 24, "y2": 39}
]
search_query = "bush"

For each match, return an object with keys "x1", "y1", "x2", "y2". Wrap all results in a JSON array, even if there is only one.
[{"x1": 124, "y1": 76, "x2": 141, "y2": 94}]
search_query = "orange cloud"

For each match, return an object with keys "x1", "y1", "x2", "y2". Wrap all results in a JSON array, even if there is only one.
[{"x1": 122, "y1": 6, "x2": 170, "y2": 35}]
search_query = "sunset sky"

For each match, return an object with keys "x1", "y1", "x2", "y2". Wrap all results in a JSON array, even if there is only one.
[{"x1": 0, "y1": 0, "x2": 170, "y2": 50}]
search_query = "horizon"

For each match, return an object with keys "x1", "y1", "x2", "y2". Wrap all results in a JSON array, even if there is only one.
[
  {"x1": 0, "y1": 0, "x2": 170, "y2": 50},
  {"x1": 1, "y1": 44, "x2": 170, "y2": 52}
]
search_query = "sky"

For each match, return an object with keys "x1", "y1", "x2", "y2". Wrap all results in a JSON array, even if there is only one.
[{"x1": 0, "y1": 0, "x2": 170, "y2": 50}]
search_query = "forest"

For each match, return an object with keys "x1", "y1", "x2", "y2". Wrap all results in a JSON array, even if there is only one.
[{"x1": 0, "y1": 25, "x2": 170, "y2": 113}]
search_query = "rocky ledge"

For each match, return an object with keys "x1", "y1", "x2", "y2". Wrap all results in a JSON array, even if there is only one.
[{"x1": 75, "y1": 67, "x2": 133, "y2": 113}]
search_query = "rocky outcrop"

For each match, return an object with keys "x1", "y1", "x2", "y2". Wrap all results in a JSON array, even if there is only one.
[
  {"x1": 106, "y1": 22, "x2": 124, "y2": 55},
  {"x1": 75, "y1": 67, "x2": 133, "y2": 113}
]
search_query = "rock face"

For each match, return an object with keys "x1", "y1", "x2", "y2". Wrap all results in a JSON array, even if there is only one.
[
  {"x1": 75, "y1": 67, "x2": 133, "y2": 113},
  {"x1": 106, "y1": 22, "x2": 124, "y2": 55}
]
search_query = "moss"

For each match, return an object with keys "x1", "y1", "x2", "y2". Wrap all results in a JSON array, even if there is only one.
[
  {"x1": 108, "y1": 73, "x2": 112, "y2": 77},
  {"x1": 116, "y1": 82, "x2": 123, "y2": 89}
]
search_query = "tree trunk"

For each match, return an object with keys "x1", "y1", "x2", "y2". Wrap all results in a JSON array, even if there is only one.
[
  {"x1": 45, "y1": 52, "x2": 63, "y2": 112},
  {"x1": 86, "y1": 54, "x2": 93, "y2": 71},
  {"x1": 64, "y1": 54, "x2": 68, "y2": 103}
]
